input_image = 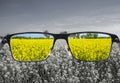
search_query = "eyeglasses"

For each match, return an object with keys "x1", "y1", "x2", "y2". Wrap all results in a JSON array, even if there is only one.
[{"x1": 0, "y1": 32, "x2": 119, "y2": 62}]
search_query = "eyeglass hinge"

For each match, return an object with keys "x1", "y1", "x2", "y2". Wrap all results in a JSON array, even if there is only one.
[{"x1": 114, "y1": 38, "x2": 120, "y2": 43}]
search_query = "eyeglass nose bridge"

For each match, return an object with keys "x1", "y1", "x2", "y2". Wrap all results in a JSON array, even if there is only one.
[
  {"x1": 51, "y1": 34, "x2": 69, "y2": 50},
  {"x1": 54, "y1": 34, "x2": 68, "y2": 40}
]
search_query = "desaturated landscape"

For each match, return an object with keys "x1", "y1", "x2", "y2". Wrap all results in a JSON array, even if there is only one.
[{"x1": 0, "y1": 40, "x2": 120, "y2": 83}]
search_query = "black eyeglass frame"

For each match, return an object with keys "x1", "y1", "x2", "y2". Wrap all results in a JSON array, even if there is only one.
[{"x1": 1, "y1": 31, "x2": 120, "y2": 62}]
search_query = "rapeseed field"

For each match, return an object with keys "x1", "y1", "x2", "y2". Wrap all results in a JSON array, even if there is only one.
[
  {"x1": 10, "y1": 38, "x2": 111, "y2": 61},
  {"x1": 68, "y1": 39, "x2": 111, "y2": 61},
  {"x1": 10, "y1": 39, "x2": 53, "y2": 61}
]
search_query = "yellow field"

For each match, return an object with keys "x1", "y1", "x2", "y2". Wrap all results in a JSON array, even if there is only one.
[
  {"x1": 68, "y1": 39, "x2": 111, "y2": 61},
  {"x1": 10, "y1": 38, "x2": 111, "y2": 61},
  {"x1": 10, "y1": 39, "x2": 53, "y2": 61}
]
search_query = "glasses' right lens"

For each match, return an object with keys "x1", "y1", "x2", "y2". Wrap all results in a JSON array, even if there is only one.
[
  {"x1": 68, "y1": 33, "x2": 112, "y2": 61},
  {"x1": 10, "y1": 33, "x2": 54, "y2": 61}
]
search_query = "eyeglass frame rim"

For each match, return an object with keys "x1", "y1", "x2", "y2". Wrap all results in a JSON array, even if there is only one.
[
  {"x1": 1, "y1": 31, "x2": 120, "y2": 62},
  {"x1": 3, "y1": 31, "x2": 120, "y2": 43}
]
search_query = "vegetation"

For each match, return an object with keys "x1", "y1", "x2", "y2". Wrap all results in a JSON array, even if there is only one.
[
  {"x1": 0, "y1": 39, "x2": 120, "y2": 82},
  {"x1": 10, "y1": 38, "x2": 53, "y2": 61},
  {"x1": 70, "y1": 33, "x2": 110, "y2": 39},
  {"x1": 69, "y1": 38, "x2": 111, "y2": 61},
  {"x1": 10, "y1": 37, "x2": 111, "y2": 61}
]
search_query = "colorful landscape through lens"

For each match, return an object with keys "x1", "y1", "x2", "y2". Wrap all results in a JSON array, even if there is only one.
[
  {"x1": 10, "y1": 33, "x2": 112, "y2": 61},
  {"x1": 10, "y1": 35, "x2": 53, "y2": 61},
  {"x1": 68, "y1": 38, "x2": 112, "y2": 61}
]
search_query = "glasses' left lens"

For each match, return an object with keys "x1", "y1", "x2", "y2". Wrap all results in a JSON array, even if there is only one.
[{"x1": 10, "y1": 33, "x2": 54, "y2": 61}]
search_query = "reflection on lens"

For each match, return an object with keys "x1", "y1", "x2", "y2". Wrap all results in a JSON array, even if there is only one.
[
  {"x1": 10, "y1": 33, "x2": 54, "y2": 61},
  {"x1": 68, "y1": 33, "x2": 112, "y2": 61}
]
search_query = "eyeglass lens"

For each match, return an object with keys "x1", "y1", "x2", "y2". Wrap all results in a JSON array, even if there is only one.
[
  {"x1": 68, "y1": 33, "x2": 112, "y2": 61},
  {"x1": 10, "y1": 33, "x2": 54, "y2": 61}
]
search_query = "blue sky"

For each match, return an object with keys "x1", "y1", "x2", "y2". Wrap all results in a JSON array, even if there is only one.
[
  {"x1": 0, "y1": 0, "x2": 120, "y2": 37},
  {"x1": 12, "y1": 33, "x2": 53, "y2": 38}
]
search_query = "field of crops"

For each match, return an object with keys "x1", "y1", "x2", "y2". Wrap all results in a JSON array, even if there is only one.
[
  {"x1": 68, "y1": 39, "x2": 112, "y2": 61},
  {"x1": 0, "y1": 39, "x2": 120, "y2": 82},
  {"x1": 10, "y1": 38, "x2": 111, "y2": 61},
  {"x1": 10, "y1": 39, "x2": 53, "y2": 61}
]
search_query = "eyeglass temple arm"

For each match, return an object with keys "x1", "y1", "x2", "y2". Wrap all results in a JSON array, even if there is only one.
[
  {"x1": 0, "y1": 36, "x2": 8, "y2": 50},
  {"x1": 112, "y1": 35, "x2": 120, "y2": 43},
  {"x1": 112, "y1": 35, "x2": 120, "y2": 51}
]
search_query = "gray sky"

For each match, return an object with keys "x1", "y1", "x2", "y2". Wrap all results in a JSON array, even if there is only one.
[{"x1": 0, "y1": 0, "x2": 120, "y2": 37}]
